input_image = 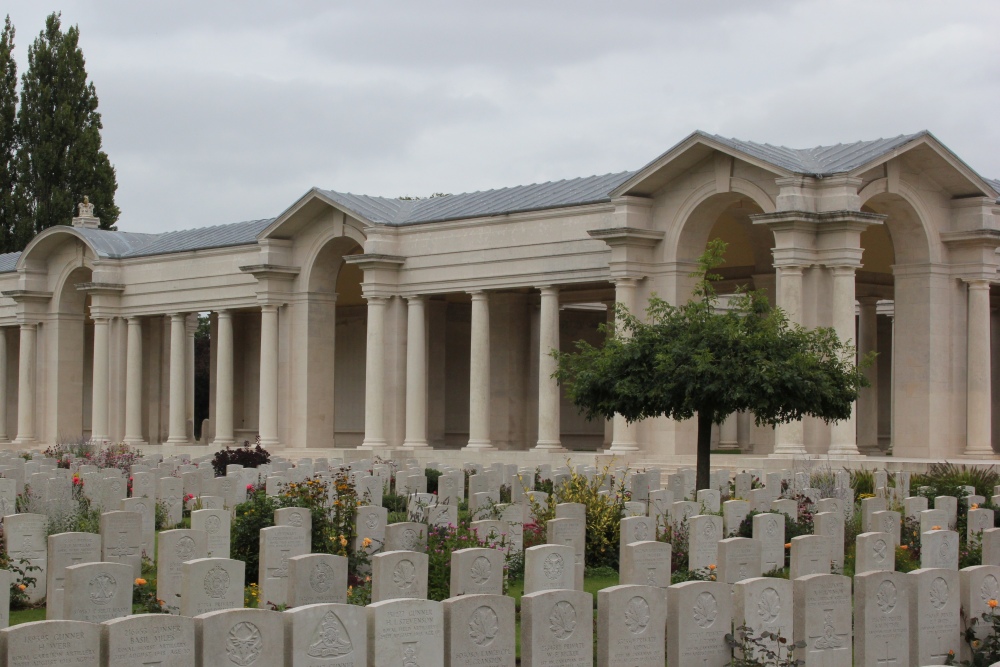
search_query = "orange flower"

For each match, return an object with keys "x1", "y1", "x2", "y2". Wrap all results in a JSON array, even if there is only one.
[
  {"x1": 134, "y1": 578, "x2": 147, "y2": 586},
  {"x1": 17, "y1": 584, "x2": 26, "y2": 591},
  {"x1": 784, "y1": 543, "x2": 791, "y2": 549},
  {"x1": 899, "y1": 545, "x2": 908, "y2": 551},
  {"x1": 932, "y1": 525, "x2": 941, "y2": 531},
  {"x1": 972, "y1": 504, "x2": 980, "y2": 510},
  {"x1": 708, "y1": 564, "x2": 716, "y2": 570},
  {"x1": 990, "y1": 599, "x2": 998, "y2": 609}
]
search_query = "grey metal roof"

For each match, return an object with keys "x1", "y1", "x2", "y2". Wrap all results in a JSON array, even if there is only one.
[
  {"x1": 119, "y1": 218, "x2": 274, "y2": 258},
  {"x1": 74, "y1": 228, "x2": 161, "y2": 258},
  {"x1": 988, "y1": 178, "x2": 1000, "y2": 202},
  {"x1": 700, "y1": 130, "x2": 928, "y2": 176},
  {"x1": 0, "y1": 252, "x2": 20, "y2": 273},
  {"x1": 319, "y1": 171, "x2": 636, "y2": 226}
]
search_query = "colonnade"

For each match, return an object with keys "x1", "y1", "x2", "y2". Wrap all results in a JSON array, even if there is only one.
[{"x1": 0, "y1": 276, "x2": 993, "y2": 457}]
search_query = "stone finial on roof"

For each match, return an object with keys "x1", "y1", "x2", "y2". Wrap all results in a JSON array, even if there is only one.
[{"x1": 72, "y1": 196, "x2": 100, "y2": 229}]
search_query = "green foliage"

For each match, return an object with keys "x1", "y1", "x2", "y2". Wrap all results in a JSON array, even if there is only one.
[
  {"x1": 0, "y1": 17, "x2": 16, "y2": 252},
  {"x1": 527, "y1": 464, "x2": 628, "y2": 569},
  {"x1": 211, "y1": 440, "x2": 271, "y2": 477},
  {"x1": 230, "y1": 490, "x2": 277, "y2": 584},
  {"x1": 424, "y1": 468, "x2": 442, "y2": 494},
  {"x1": 425, "y1": 523, "x2": 510, "y2": 601},
  {"x1": 12, "y1": 12, "x2": 118, "y2": 249},
  {"x1": 0, "y1": 552, "x2": 40, "y2": 610},
  {"x1": 555, "y1": 239, "x2": 867, "y2": 490},
  {"x1": 914, "y1": 463, "x2": 1000, "y2": 499},
  {"x1": 962, "y1": 607, "x2": 1000, "y2": 666},
  {"x1": 848, "y1": 468, "x2": 877, "y2": 496},
  {"x1": 726, "y1": 625, "x2": 806, "y2": 667}
]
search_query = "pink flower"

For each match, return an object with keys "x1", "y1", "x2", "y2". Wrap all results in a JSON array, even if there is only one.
[{"x1": 246, "y1": 484, "x2": 254, "y2": 491}]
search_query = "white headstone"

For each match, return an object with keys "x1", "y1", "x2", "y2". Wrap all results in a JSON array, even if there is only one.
[
  {"x1": 667, "y1": 580, "x2": 732, "y2": 667},
  {"x1": 521, "y1": 589, "x2": 593, "y2": 667},
  {"x1": 283, "y1": 602, "x2": 366, "y2": 667},
  {"x1": 443, "y1": 594, "x2": 515, "y2": 667},
  {"x1": 63, "y1": 561, "x2": 132, "y2": 623},
  {"x1": 597, "y1": 584, "x2": 666, "y2": 667},
  {"x1": 366, "y1": 598, "x2": 444, "y2": 667}
]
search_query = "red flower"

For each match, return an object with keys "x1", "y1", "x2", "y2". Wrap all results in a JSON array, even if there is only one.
[{"x1": 246, "y1": 484, "x2": 254, "y2": 491}]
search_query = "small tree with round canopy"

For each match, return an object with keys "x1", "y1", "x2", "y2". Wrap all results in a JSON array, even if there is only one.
[{"x1": 555, "y1": 239, "x2": 869, "y2": 492}]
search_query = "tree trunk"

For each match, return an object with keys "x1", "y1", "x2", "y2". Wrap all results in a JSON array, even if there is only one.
[{"x1": 697, "y1": 411, "x2": 712, "y2": 491}]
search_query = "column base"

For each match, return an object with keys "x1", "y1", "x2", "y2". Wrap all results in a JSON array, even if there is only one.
[
  {"x1": 12, "y1": 437, "x2": 36, "y2": 447},
  {"x1": 769, "y1": 450, "x2": 808, "y2": 458},
  {"x1": 604, "y1": 443, "x2": 640, "y2": 453},
  {"x1": 165, "y1": 437, "x2": 191, "y2": 445},
  {"x1": 402, "y1": 440, "x2": 429, "y2": 449},
  {"x1": 122, "y1": 437, "x2": 148, "y2": 447},
  {"x1": 963, "y1": 448, "x2": 998, "y2": 459},
  {"x1": 89, "y1": 435, "x2": 110, "y2": 445},
  {"x1": 358, "y1": 440, "x2": 389, "y2": 449},
  {"x1": 717, "y1": 442, "x2": 740, "y2": 451},
  {"x1": 258, "y1": 438, "x2": 280, "y2": 449},
  {"x1": 463, "y1": 441, "x2": 496, "y2": 452},
  {"x1": 210, "y1": 438, "x2": 235, "y2": 448},
  {"x1": 533, "y1": 441, "x2": 565, "y2": 452},
  {"x1": 827, "y1": 445, "x2": 862, "y2": 457}
]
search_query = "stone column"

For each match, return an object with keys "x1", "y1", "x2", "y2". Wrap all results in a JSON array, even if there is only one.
[
  {"x1": 212, "y1": 310, "x2": 235, "y2": 446},
  {"x1": 535, "y1": 286, "x2": 563, "y2": 450},
  {"x1": 14, "y1": 323, "x2": 36, "y2": 445},
  {"x1": 361, "y1": 296, "x2": 388, "y2": 448},
  {"x1": 966, "y1": 280, "x2": 994, "y2": 456},
  {"x1": 166, "y1": 313, "x2": 189, "y2": 444},
  {"x1": 90, "y1": 316, "x2": 110, "y2": 443},
  {"x1": 258, "y1": 304, "x2": 279, "y2": 448},
  {"x1": 610, "y1": 278, "x2": 639, "y2": 452},
  {"x1": 123, "y1": 317, "x2": 145, "y2": 445},
  {"x1": 466, "y1": 291, "x2": 495, "y2": 450},
  {"x1": 185, "y1": 314, "x2": 197, "y2": 439},
  {"x1": 403, "y1": 296, "x2": 428, "y2": 448},
  {"x1": 857, "y1": 297, "x2": 880, "y2": 452},
  {"x1": 718, "y1": 412, "x2": 739, "y2": 450},
  {"x1": 828, "y1": 266, "x2": 860, "y2": 456},
  {"x1": 772, "y1": 265, "x2": 807, "y2": 455},
  {"x1": 0, "y1": 328, "x2": 7, "y2": 443}
]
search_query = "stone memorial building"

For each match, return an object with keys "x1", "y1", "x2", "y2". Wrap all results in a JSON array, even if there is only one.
[{"x1": 0, "y1": 130, "x2": 997, "y2": 460}]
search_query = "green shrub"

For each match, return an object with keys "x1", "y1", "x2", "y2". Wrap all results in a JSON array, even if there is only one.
[
  {"x1": 914, "y1": 462, "x2": 1000, "y2": 498},
  {"x1": 424, "y1": 468, "x2": 442, "y2": 494},
  {"x1": 230, "y1": 490, "x2": 278, "y2": 584}
]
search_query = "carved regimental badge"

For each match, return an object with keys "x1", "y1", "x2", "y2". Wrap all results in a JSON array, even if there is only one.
[
  {"x1": 89, "y1": 572, "x2": 116, "y2": 606},
  {"x1": 226, "y1": 621, "x2": 263, "y2": 666},
  {"x1": 205, "y1": 564, "x2": 231, "y2": 599}
]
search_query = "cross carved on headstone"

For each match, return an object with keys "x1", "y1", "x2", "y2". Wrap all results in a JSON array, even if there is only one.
[
  {"x1": 876, "y1": 641, "x2": 898, "y2": 667},
  {"x1": 929, "y1": 634, "x2": 951, "y2": 663}
]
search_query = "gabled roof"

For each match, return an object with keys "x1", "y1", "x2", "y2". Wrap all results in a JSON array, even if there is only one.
[
  {"x1": 702, "y1": 131, "x2": 927, "y2": 176},
  {"x1": 318, "y1": 171, "x2": 636, "y2": 226}
]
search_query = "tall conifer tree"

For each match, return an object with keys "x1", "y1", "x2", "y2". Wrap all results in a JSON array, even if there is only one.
[
  {"x1": 14, "y1": 12, "x2": 118, "y2": 248},
  {"x1": 0, "y1": 17, "x2": 17, "y2": 254}
]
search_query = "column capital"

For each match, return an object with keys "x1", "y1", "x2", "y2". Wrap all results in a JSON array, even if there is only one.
[
  {"x1": 260, "y1": 303, "x2": 279, "y2": 314},
  {"x1": 364, "y1": 295, "x2": 390, "y2": 306},
  {"x1": 468, "y1": 290, "x2": 490, "y2": 301},
  {"x1": 966, "y1": 279, "x2": 992, "y2": 291},
  {"x1": 404, "y1": 294, "x2": 426, "y2": 304},
  {"x1": 18, "y1": 322, "x2": 37, "y2": 331},
  {"x1": 126, "y1": 315, "x2": 143, "y2": 324},
  {"x1": 828, "y1": 264, "x2": 859, "y2": 276},
  {"x1": 537, "y1": 285, "x2": 561, "y2": 296},
  {"x1": 215, "y1": 309, "x2": 231, "y2": 319}
]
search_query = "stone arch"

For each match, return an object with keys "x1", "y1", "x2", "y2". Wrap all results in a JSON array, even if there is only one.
[
  {"x1": 50, "y1": 263, "x2": 95, "y2": 441},
  {"x1": 670, "y1": 185, "x2": 776, "y2": 296},
  {"x1": 298, "y1": 232, "x2": 366, "y2": 448},
  {"x1": 859, "y1": 179, "x2": 936, "y2": 265}
]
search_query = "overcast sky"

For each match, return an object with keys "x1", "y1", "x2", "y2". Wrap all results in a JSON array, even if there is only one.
[{"x1": 4, "y1": 1, "x2": 1000, "y2": 234}]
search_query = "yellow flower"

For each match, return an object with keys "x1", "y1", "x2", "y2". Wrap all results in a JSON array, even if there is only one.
[
  {"x1": 339, "y1": 535, "x2": 348, "y2": 548},
  {"x1": 972, "y1": 504, "x2": 980, "y2": 510},
  {"x1": 134, "y1": 578, "x2": 147, "y2": 586},
  {"x1": 362, "y1": 537, "x2": 372, "y2": 548}
]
